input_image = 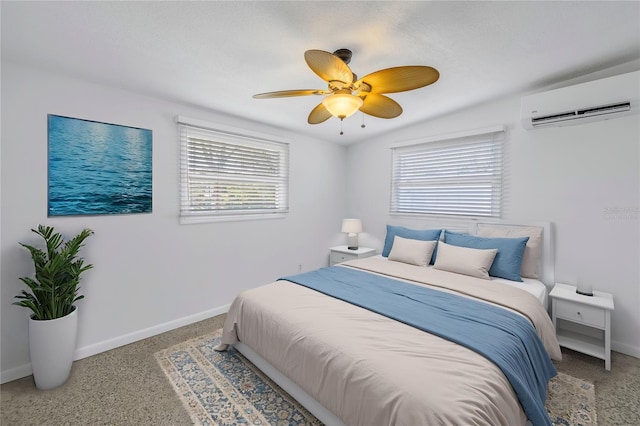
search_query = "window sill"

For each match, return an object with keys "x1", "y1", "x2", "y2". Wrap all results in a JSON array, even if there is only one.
[{"x1": 180, "y1": 213, "x2": 287, "y2": 225}]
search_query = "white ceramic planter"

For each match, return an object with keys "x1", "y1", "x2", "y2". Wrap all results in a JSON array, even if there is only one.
[{"x1": 28, "y1": 307, "x2": 78, "y2": 390}]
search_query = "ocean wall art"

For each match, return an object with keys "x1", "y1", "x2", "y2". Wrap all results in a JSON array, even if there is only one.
[{"x1": 48, "y1": 115, "x2": 153, "y2": 216}]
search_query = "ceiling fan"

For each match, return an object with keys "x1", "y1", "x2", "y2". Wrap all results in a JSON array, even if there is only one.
[{"x1": 253, "y1": 49, "x2": 440, "y2": 133}]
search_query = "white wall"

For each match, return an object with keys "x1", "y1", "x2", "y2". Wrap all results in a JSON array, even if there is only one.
[
  {"x1": 3, "y1": 61, "x2": 638, "y2": 385},
  {"x1": 1, "y1": 63, "x2": 348, "y2": 382},
  {"x1": 348, "y1": 84, "x2": 640, "y2": 358}
]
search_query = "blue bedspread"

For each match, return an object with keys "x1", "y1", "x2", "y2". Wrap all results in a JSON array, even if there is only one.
[{"x1": 281, "y1": 266, "x2": 556, "y2": 426}]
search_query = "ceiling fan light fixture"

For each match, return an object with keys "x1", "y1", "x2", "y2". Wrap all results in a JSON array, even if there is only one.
[{"x1": 322, "y1": 93, "x2": 363, "y2": 119}]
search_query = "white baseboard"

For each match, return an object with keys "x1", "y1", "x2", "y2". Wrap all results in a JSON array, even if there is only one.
[
  {"x1": 0, "y1": 304, "x2": 230, "y2": 385},
  {"x1": 74, "y1": 304, "x2": 230, "y2": 359},
  {"x1": 612, "y1": 340, "x2": 640, "y2": 359},
  {"x1": 0, "y1": 364, "x2": 34, "y2": 386}
]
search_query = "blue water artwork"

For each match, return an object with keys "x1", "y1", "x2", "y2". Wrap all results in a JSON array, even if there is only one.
[{"x1": 48, "y1": 115, "x2": 153, "y2": 216}]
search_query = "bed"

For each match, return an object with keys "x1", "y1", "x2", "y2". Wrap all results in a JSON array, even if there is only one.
[{"x1": 216, "y1": 222, "x2": 561, "y2": 426}]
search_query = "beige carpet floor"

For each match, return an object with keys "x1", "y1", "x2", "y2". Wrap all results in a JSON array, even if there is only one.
[{"x1": 2, "y1": 313, "x2": 639, "y2": 425}]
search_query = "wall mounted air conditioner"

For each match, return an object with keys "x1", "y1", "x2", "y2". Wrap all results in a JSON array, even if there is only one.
[{"x1": 521, "y1": 70, "x2": 639, "y2": 130}]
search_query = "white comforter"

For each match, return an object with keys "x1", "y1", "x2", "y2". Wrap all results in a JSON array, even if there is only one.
[{"x1": 219, "y1": 257, "x2": 561, "y2": 426}]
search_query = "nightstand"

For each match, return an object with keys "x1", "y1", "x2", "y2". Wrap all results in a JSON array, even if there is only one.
[
  {"x1": 329, "y1": 246, "x2": 376, "y2": 266},
  {"x1": 550, "y1": 283, "x2": 615, "y2": 370}
]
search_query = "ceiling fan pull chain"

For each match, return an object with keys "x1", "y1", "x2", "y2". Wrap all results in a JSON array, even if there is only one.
[
  {"x1": 361, "y1": 113, "x2": 366, "y2": 128},
  {"x1": 340, "y1": 118, "x2": 344, "y2": 135}
]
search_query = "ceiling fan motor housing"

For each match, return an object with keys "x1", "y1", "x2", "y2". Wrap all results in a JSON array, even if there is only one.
[{"x1": 333, "y1": 48, "x2": 353, "y2": 64}]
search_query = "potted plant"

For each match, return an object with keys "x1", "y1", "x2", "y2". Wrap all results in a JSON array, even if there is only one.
[{"x1": 13, "y1": 225, "x2": 94, "y2": 390}]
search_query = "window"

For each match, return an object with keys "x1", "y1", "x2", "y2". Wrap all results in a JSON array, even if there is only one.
[
  {"x1": 390, "y1": 126, "x2": 504, "y2": 218},
  {"x1": 178, "y1": 117, "x2": 289, "y2": 223}
]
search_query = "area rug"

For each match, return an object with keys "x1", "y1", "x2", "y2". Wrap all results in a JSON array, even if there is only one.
[
  {"x1": 155, "y1": 329, "x2": 597, "y2": 426},
  {"x1": 547, "y1": 370, "x2": 597, "y2": 426}
]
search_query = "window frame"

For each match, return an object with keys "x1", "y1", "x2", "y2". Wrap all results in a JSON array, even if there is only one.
[
  {"x1": 177, "y1": 116, "x2": 289, "y2": 224},
  {"x1": 390, "y1": 125, "x2": 505, "y2": 219}
]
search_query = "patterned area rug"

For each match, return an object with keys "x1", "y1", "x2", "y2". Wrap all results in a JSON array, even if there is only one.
[
  {"x1": 155, "y1": 329, "x2": 597, "y2": 426},
  {"x1": 547, "y1": 371, "x2": 597, "y2": 426}
]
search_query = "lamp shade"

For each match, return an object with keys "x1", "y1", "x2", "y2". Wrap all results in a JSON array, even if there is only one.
[
  {"x1": 341, "y1": 218, "x2": 362, "y2": 234},
  {"x1": 322, "y1": 94, "x2": 363, "y2": 119}
]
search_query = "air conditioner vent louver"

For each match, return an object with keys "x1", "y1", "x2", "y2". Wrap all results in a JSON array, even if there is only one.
[
  {"x1": 521, "y1": 71, "x2": 639, "y2": 130},
  {"x1": 531, "y1": 102, "x2": 632, "y2": 127},
  {"x1": 531, "y1": 112, "x2": 577, "y2": 124},
  {"x1": 577, "y1": 102, "x2": 630, "y2": 116}
]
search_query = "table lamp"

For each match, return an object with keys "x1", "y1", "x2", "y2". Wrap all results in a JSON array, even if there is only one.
[{"x1": 341, "y1": 219, "x2": 362, "y2": 250}]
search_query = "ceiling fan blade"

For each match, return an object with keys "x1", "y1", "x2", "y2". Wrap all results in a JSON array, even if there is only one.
[
  {"x1": 357, "y1": 66, "x2": 439, "y2": 94},
  {"x1": 308, "y1": 103, "x2": 333, "y2": 124},
  {"x1": 253, "y1": 89, "x2": 328, "y2": 99},
  {"x1": 360, "y1": 94, "x2": 403, "y2": 119},
  {"x1": 304, "y1": 50, "x2": 354, "y2": 84}
]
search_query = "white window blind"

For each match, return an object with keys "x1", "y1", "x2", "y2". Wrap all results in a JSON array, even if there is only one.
[
  {"x1": 179, "y1": 120, "x2": 289, "y2": 223},
  {"x1": 391, "y1": 128, "x2": 504, "y2": 218}
]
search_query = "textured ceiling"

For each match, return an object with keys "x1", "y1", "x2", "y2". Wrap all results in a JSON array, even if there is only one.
[{"x1": 2, "y1": 1, "x2": 639, "y2": 144}]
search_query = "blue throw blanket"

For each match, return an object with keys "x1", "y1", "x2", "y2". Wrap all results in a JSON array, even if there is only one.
[{"x1": 281, "y1": 266, "x2": 556, "y2": 426}]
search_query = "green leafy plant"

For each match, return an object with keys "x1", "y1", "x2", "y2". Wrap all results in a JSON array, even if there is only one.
[{"x1": 14, "y1": 225, "x2": 94, "y2": 320}]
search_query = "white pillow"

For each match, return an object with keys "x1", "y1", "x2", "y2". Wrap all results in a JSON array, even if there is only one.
[
  {"x1": 433, "y1": 241, "x2": 498, "y2": 279},
  {"x1": 388, "y1": 236, "x2": 437, "y2": 267},
  {"x1": 477, "y1": 224, "x2": 543, "y2": 278}
]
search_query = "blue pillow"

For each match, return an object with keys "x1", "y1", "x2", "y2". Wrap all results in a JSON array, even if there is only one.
[
  {"x1": 443, "y1": 230, "x2": 529, "y2": 282},
  {"x1": 383, "y1": 225, "x2": 442, "y2": 264}
]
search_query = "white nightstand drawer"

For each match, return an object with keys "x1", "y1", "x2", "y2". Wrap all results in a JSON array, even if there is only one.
[
  {"x1": 330, "y1": 251, "x2": 357, "y2": 264},
  {"x1": 555, "y1": 299, "x2": 605, "y2": 328},
  {"x1": 329, "y1": 246, "x2": 376, "y2": 266}
]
